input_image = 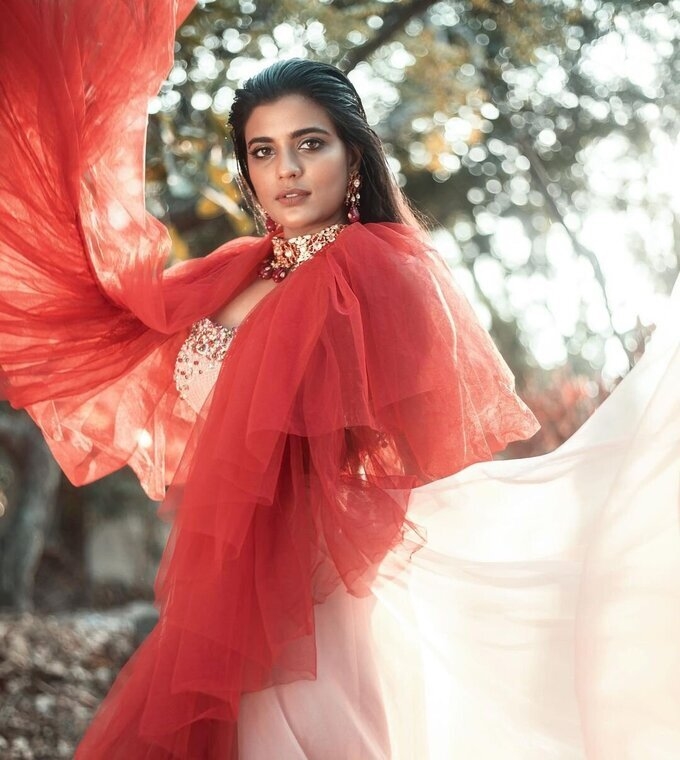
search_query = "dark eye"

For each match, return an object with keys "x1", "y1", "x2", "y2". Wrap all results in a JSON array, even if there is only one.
[
  {"x1": 300, "y1": 138, "x2": 324, "y2": 151},
  {"x1": 249, "y1": 146, "x2": 272, "y2": 159}
]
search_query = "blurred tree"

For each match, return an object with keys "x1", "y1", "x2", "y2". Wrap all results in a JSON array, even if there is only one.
[{"x1": 0, "y1": 407, "x2": 61, "y2": 611}]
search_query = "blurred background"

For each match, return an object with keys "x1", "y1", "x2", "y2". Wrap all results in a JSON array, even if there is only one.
[{"x1": 0, "y1": 0, "x2": 678, "y2": 756}]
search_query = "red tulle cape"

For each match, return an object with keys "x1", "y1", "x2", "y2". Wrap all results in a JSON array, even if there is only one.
[{"x1": 0, "y1": 2, "x2": 538, "y2": 758}]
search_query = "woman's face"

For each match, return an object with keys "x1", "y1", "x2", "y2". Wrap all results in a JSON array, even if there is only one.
[{"x1": 244, "y1": 94, "x2": 359, "y2": 239}]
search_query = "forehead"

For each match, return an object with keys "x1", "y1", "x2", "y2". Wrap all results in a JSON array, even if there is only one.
[{"x1": 244, "y1": 94, "x2": 338, "y2": 139}]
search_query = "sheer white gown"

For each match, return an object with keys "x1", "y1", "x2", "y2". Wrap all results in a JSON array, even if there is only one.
[{"x1": 238, "y1": 277, "x2": 680, "y2": 760}]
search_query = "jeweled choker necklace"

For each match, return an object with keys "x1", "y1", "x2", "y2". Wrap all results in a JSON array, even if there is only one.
[{"x1": 258, "y1": 223, "x2": 346, "y2": 283}]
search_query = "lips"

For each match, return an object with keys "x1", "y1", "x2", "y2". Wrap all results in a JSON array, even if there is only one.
[{"x1": 275, "y1": 188, "x2": 310, "y2": 205}]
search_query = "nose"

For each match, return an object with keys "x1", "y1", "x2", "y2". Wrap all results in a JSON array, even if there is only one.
[{"x1": 277, "y1": 148, "x2": 301, "y2": 179}]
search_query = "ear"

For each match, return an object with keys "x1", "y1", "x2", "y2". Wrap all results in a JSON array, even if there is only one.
[{"x1": 347, "y1": 146, "x2": 362, "y2": 172}]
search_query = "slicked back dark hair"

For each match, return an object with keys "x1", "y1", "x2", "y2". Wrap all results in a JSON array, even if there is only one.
[{"x1": 228, "y1": 58, "x2": 421, "y2": 228}]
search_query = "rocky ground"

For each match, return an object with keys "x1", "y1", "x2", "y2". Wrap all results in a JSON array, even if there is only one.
[{"x1": 0, "y1": 604, "x2": 157, "y2": 759}]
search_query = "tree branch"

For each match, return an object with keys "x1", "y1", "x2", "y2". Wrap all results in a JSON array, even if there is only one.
[{"x1": 339, "y1": 0, "x2": 438, "y2": 72}]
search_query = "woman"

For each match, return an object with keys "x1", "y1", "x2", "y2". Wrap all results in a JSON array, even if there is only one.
[{"x1": 1, "y1": 2, "x2": 679, "y2": 759}]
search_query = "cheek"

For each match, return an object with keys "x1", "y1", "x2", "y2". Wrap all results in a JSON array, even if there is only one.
[
  {"x1": 246, "y1": 165, "x2": 268, "y2": 200},
  {"x1": 319, "y1": 156, "x2": 349, "y2": 198},
  {"x1": 334, "y1": 172, "x2": 349, "y2": 203}
]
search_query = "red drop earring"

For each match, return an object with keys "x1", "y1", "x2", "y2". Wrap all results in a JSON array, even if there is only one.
[
  {"x1": 345, "y1": 170, "x2": 361, "y2": 224},
  {"x1": 264, "y1": 214, "x2": 278, "y2": 233}
]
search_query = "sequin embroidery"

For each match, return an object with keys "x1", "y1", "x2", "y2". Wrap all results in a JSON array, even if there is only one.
[{"x1": 174, "y1": 318, "x2": 237, "y2": 409}]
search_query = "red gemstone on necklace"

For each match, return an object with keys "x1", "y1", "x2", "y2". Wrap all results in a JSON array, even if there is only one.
[{"x1": 258, "y1": 261, "x2": 274, "y2": 279}]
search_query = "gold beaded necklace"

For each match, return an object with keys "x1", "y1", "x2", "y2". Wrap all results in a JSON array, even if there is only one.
[{"x1": 258, "y1": 223, "x2": 346, "y2": 283}]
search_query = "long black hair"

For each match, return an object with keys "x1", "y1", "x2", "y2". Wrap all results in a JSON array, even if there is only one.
[{"x1": 228, "y1": 58, "x2": 421, "y2": 228}]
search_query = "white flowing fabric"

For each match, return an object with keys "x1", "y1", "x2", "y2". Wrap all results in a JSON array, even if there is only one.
[{"x1": 239, "y1": 275, "x2": 680, "y2": 760}]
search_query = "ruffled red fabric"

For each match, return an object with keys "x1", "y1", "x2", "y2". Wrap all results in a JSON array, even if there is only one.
[{"x1": 0, "y1": 2, "x2": 538, "y2": 758}]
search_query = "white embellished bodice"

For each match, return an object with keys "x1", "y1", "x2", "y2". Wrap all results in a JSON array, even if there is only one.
[{"x1": 174, "y1": 318, "x2": 237, "y2": 413}]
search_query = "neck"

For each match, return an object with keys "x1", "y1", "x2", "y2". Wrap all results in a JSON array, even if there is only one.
[
  {"x1": 259, "y1": 223, "x2": 347, "y2": 283},
  {"x1": 280, "y1": 214, "x2": 348, "y2": 241},
  {"x1": 272, "y1": 223, "x2": 346, "y2": 262}
]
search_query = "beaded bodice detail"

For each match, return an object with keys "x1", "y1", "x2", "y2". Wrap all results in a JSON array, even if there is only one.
[{"x1": 174, "y1": 318, "x2": 237, "y2": 412}]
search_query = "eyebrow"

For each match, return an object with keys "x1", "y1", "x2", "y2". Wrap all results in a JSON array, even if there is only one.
[{"x1": 246, "y1": 126, "x2": 332, "y2": 148}]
